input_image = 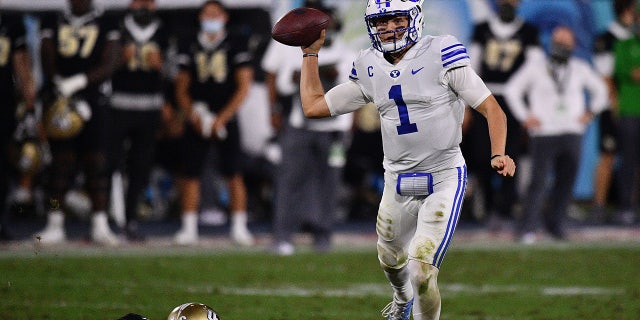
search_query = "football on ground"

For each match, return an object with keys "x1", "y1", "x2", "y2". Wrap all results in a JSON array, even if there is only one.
[{"x1": 271, "y1": 7, "x2": 331, "y2": 47}]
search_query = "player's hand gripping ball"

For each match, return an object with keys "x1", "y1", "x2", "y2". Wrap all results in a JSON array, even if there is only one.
[{"x1": 271, "y1": 7, "x2": 331, "y2": 47}]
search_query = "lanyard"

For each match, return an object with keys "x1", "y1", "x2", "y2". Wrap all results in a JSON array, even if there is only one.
[{"x1": 547, "y1": 62, "x2": 570, "y2": 95}]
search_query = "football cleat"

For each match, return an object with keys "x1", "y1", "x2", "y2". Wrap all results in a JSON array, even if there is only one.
[
  {"x1": 381, "y1": 298, "x2": 413, "y2": 320},
  {"x1": 91, "y1": 213, "x2": 121, "y2": 247},
  {"x1": 231, "y1": 223, "x2": 254, "y2": 246},
  {"x1": 167, "y1": 302, "x2": 221, "y2": 320},
  {"x1": 365, "y1": 0, "x2": 424, "y2": 53},
  {"x1": 34, "y1": 212, "x2": 66, "y2": 245},
  {"x1": 174, "y1": 228, "x2": 199, "y2": 246}
]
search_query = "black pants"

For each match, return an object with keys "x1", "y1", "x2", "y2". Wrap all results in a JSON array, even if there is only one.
[
  {"x1": 107, "y1": 108, "x2": 161, "y2": 225},
  {"x1": 517, "y1": 134, "x2": 582, "y2": 235}
]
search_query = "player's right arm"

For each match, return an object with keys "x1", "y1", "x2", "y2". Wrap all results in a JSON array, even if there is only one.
[
  {"x1": 300, "y1": 30, "x2": 368, "y2": 118},
  {"x1": 300, "y1": 30, "x2": 331, "y2": 118}
]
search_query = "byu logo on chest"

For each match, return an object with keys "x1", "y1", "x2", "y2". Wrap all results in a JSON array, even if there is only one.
[{"x1": 389, "y1": 69, "x2": 401, "y2": 78}]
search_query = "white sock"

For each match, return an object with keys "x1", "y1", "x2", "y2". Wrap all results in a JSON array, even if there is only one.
[
  {"x1": 48, "y1": 210, "x2": 65, "y2": 228},
  {"x1": 231, "y1": 211, "x2": 247, "y2": 227},
  {"x1": 92, "y1": 211, "x2": 109, "y2": 230},
  {"x1": 182, "y1": 212, "x2": 198, "y2": 233}
]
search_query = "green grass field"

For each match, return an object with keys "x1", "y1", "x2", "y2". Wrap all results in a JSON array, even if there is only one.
[{"x1": 1, "y1": 242, "x2": 639, "y2": 320}]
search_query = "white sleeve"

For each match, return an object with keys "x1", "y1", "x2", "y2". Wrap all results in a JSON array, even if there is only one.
[
  {"x1": 593, "y1": 52, "x2": 614, "y2": 77},
  {"x1": 325, "y1": 81, "x2": 370, "y2": 116},
  {"x1": 445, "y1": 66, "x2": 491, "y2": 108},
  {"x1": 261, "y1": 41, "x2": 281, "y2": 74},
  {"x1": 581, "y1": 63, "x2": 609, "y2": 114},
  {"x1": 502, "y1": 62, "x2": 533, "y2": 122}
]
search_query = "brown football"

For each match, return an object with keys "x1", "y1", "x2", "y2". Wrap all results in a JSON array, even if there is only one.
[{"x1": 271, "y1": 7, "x2": 331, "y2": 47}]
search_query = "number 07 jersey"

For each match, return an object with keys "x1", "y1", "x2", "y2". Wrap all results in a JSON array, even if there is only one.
[{"x1": 345, "y1": 35, "x2": 476, "y2": 173}]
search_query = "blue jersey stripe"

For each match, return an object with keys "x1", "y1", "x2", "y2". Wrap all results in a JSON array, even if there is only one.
[
  {"x1": 441, "y1": 43, "x2": 464, "y2": 52},
  {"x1": 442, "y1": 48, "x2": 468, "y2": 61},
  {"x1": 443, "y1": 55, "x2": 470, "y2": 67},
  {"x1": 432, "y1": 166, "x2": 467, "y2": 268}
]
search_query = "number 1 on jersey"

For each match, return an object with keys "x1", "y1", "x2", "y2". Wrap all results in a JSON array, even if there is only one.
[{"x1": 389, "y1": 85, "x2": 418, "y2": 135}]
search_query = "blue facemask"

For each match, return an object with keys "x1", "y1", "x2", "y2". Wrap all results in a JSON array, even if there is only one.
[{"x1": 201, "y1": 19, "x2": 224, "y2": 34}]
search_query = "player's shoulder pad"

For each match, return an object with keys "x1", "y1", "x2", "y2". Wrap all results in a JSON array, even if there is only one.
[
  {"x1": 349, "y1": 48, "x2": 375, "y2": 81},
  {"x1": 438, "y1": 35, "x2": 470, "y2": 69}
]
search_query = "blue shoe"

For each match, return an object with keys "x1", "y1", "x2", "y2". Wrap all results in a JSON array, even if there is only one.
[{"x1": 381, "y1": 298, "x2": 413, "y2": 320}]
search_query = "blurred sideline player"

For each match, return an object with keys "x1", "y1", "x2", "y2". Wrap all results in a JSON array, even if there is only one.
[
  {"x1": 0, "y1": 11, "x2": 37, "y2": 240},
  {"x1": 590, "y1": 0, "x2": 636, "y2": 222},
  {"x1": 298, "y1": 0, "x2": 515, "y2": 319},
  {"x1": 107, "y1": 0, "x2": 167, "y2": 241},
  {"x1": 262, "y1": 0, "x2": 354, "y2": 255},
  {"x1": 466, "y1": 0, "x2": 542, "y2": 227},
  {"x1": 34, "y1": 0, "x2": 121, "y2": 246},
  {"x1": 172, "y1": 0, "x2": 254, "y2": 245}
]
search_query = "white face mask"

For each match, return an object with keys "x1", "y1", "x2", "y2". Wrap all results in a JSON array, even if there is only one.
[{"x1": 201, "y1": 19, "x2": 224, "y2": 34}]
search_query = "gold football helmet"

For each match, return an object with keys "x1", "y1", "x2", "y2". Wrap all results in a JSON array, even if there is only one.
[
  {"x1": 9, "y1": 140, "x2": 44, "y2": 176},
  {"x1": 43, "y1": 96, "x2": 85, "y2": 139},
  {"x1": 167, "y1": 302, "x2": 220, "y2": 320}
]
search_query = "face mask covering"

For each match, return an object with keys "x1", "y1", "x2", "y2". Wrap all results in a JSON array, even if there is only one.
[
  {"x1": 549, "y1": 42, "x2": 572, "y2": 64},
  {"x1": 201, "y1": 19, "x2": 224, "y2": 34},
  {"x1": 132, "y1": 8, "x2": 155, "y2": 25},
  {"x1": 498, "y1": 3, "x2": 516, "y2": 23}
]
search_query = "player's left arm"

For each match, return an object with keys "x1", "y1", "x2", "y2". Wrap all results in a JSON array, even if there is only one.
[
  {"x1": 447, "y1": 65, "x2": 515, "y2": 177},
  {"x1": 87, "y1": 36, "x2": 121, "y2": 85}
]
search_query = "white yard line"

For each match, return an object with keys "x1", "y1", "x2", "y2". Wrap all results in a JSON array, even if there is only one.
[{"x1": 187, "y1": 283, "x2": 625, "y2": 298}]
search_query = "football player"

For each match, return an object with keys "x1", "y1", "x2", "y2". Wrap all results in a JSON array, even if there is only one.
[
  {"x1": 466, "y1": 0, "x2": 542, "y2": 228},
  {"x1": 34, "y1": 0, "x2": 122, "y2": 246},
  {"x1": 298, "y1": 1, "x2": 515, "y2": 319},
  {"x1": 0, "y1": 11, "x2": 36, "y2": 240},
  {"x1": 107, "y1": 0, "x2": 168, "y2": 241},
  {"x1": 171, "y1": 0, "x2": 254, "y2": 245},
  {"x1": 590, "y1": 0, "x2": 636, "y2": 223},
  {"x1": 263, "y1": 0, "x2": 354, "y2": 255}
]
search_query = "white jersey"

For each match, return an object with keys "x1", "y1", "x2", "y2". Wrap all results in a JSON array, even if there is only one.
[{"x1": 344, "y1": 35, "x2": 473, "y2": 173}]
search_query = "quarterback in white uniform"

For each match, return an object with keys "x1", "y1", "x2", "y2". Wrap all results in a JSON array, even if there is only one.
[{"x1": 299, "y1": 1, "x2": 516, "y2": 319}]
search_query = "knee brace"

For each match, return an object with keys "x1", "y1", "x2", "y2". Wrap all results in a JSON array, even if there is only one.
[{"x1": 377, "y1": 242, "x2": 409, "y2": 271}]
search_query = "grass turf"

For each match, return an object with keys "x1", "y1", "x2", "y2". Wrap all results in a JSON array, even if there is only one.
[{"x1": 1, "y1": 243, "x2": 639, "y2": 319}]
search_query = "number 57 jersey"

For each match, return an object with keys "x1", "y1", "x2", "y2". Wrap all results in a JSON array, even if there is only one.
[
  {"x1": 350, "y1": 35, "x2": 472, "y2": 174},
  {"x1": 41, "y1": 9, "x2": 120, "y2": 79}
]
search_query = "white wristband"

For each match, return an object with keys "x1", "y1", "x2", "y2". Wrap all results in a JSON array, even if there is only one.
[{"x1": 56, "y1": 73, "x2": 88, "y2": 97}]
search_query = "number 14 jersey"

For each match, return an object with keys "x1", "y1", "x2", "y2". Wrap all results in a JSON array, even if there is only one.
[{"x1": 349, "y1": 35, "x2": 474, "y2": 173}]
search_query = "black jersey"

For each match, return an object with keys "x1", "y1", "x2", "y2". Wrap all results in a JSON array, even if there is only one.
[
  {"x1": 177, "y1": 33, "x2": 252, "y2": 113},
  {"x1": 111, "y1": 14, "x2": 167, "y2": 95},
  {"x1": 0, "y1": 13, "x2": 27, "y2": 99},
  {"x1": 472, "y1": 19, "x2": 540, "y2": 84},
  {"x1": 594, "y1": 31, "x2": 617, "y2": 55},
  {"x1": 40, "y1": 9, "x2": 120, "y2": 79},
  {"x1": 593, "y1": 21, "x2": 631, "y2": 77}
]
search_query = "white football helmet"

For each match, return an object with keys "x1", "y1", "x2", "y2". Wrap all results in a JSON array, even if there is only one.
[{"x1": 365, "y1": 0, "x2": 424, "y2": 53}]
